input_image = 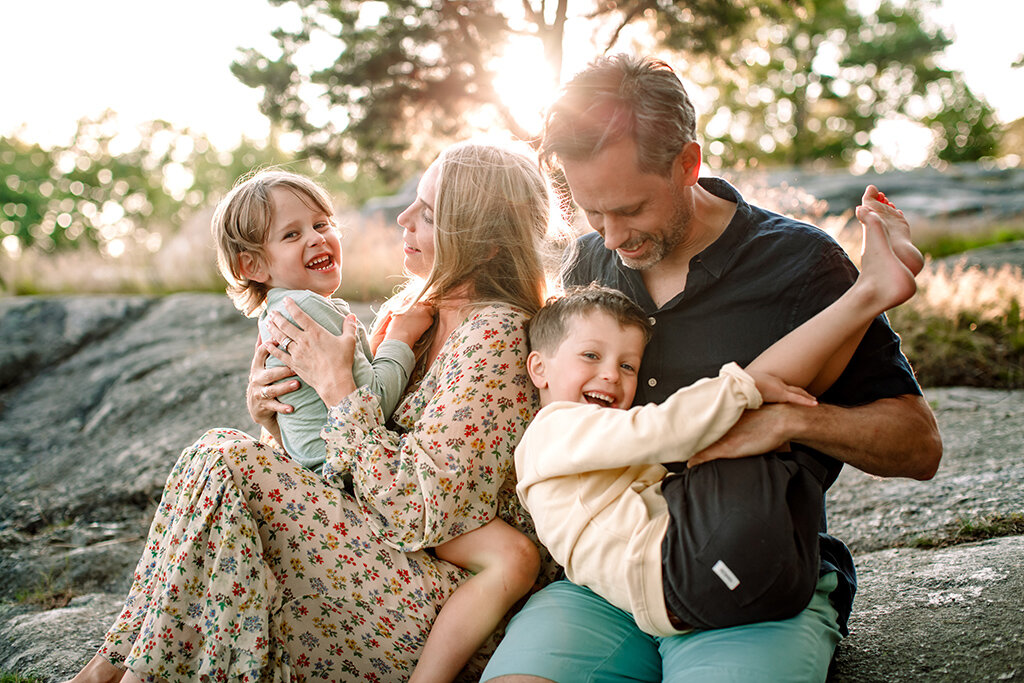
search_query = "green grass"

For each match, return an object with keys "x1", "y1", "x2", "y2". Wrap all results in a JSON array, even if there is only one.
[
  {"x1": 917, "y1": 225, "x2": 1024, "y2": 260},
  {"x1": 909, "y1": 513, "x2": 1024, "y2": 549},
  {"x1": 0, "y1": 672, "x2": 42, "y2": 683},
  {"x1": 891, "y1": 304, "x2": 1024, "y2": 389}
]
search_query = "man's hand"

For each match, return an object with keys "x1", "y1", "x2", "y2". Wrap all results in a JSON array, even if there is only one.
[
  {"x1": 688, "y1": 404, "x2": 792, "y2": 468},
  {"x1": 689, "y1": 395, "x2": 942, "y2": 480}
]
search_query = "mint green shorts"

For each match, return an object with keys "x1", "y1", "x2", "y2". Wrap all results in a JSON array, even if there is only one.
[{"x1": 482, "y1": 572, "x2": 842, "y2": 682}]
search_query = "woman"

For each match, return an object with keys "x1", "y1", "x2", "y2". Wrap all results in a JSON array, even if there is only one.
[{"x1": 70, "y1": 142, "x2": 563, "y2": 682}]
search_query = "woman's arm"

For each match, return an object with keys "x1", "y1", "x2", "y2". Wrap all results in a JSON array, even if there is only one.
[
  {"x1": 246, "y1": 336, "x2": 299, "y2": 445},
  {"x1": 322, "y1": 307, "x2": 536, "y2": 551}
]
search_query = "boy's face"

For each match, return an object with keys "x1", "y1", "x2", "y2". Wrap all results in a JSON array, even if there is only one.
[
  {"x1": 247, "y1": 187, "x2": 342, "y2": 297},
  {"x1": 527, "y1": 310, "x2": 645, "y2": 410}
]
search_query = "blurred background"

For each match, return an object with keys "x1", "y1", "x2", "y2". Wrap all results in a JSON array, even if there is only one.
[{"x1": 1, "y1": 0, "x2": 1023, "y2": 387}]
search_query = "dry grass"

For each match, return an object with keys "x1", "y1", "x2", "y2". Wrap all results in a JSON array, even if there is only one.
[
  {"x1": 4, "y1": 189, "x2": 1024, "y2": 388},
  {"x1": 1, "y1": 208, "x2": 406, "y2": 306}
]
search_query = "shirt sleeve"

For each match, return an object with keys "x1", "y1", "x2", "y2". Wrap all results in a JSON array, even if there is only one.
[
  {"x1": 320, "y1": 309, "x2": 535, "y2": 551},
  {"x1": 517, "y1": 363, "x2": 761, "y2": 482},
  {"x1": 365, "y1": 339, "x2": 415, "y2": 420}
]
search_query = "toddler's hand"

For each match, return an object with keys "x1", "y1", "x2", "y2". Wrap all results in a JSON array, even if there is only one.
[
  {"x1": 748, "y1": 370, "x2": 817, "y2": 407},
  {"x1": 384, "y1": 301, "x2": 436, "y2": 349}
]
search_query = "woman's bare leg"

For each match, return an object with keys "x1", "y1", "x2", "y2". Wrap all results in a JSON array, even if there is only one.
[{"x1": 65, "y1": 654, "x2": 125, "y2": 683}]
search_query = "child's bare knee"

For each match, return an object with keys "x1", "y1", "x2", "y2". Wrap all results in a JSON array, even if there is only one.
[{"x1": 502, "y1": 533, "x2": 541, "y2": 591}]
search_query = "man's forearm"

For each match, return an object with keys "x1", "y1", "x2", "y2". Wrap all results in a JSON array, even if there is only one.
[
  {"x1": 690, "y1": 394, "x2": 942, "y2": 479},
  {"x1": 783, "y1": 394, "x2": 942, "y2": 480}
]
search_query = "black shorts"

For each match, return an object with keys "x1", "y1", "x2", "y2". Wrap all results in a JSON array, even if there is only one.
[{"x1": 660, "y1": 451, "x2": 828, "y2": 630}]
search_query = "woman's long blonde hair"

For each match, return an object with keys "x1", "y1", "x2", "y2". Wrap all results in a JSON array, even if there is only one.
[{"x1": 380, "y1": 141, "x2": 568, "y2": 362}]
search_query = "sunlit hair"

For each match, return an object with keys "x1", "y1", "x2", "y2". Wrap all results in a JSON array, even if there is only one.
[
  {"x1": 211, "y1": 169, "x2": 336, "y2": 316},
  {"x1": 540, "y1": 53, "x2": 696, "y2": 177},
  {"x1": 528, "y1": 283, "x2": 653, "y2": 356},
  {"x1": 381, "y1": 141, "x2": 571, "y2": 362}
]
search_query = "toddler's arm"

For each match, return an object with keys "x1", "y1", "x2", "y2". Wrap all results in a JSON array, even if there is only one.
[{"x1": 411, "y1": 519, "x2": 540, "y2": 683}]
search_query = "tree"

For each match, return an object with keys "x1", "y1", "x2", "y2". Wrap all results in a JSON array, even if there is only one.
[
  {"x1": 0, "y1": 112, "x2": 337, "y2": 253},
  {"x1": 694, "y1": 0, "x2": 997, "y2": 169},
  {"x1": 231, "y1": 0, "x2": 797, "y2": 185},
  {"x1": 235, "y1": 0, "x2": 998, "y2": 179}
]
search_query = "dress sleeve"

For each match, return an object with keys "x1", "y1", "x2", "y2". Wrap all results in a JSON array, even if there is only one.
[{"x1": 321, "y1": 308, "x2": 535, "y2": 551}]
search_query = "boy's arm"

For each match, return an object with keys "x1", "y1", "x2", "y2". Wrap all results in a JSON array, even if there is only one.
[
  {"x1": 524, "y1": 363, "x2": 761, "y2": 481},
  {"x1": 364, "y1": 339, "x2": 414, "y2": 418}
]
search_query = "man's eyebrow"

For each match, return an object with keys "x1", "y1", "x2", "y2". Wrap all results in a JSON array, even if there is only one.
[{"x1": 581, "y1": 200, "x2": 644, "y2": 214}]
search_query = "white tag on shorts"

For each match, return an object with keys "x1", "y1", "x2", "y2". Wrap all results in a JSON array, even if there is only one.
[{"x1": 712, "y1": 560, "x2": 740, "y2": 590}]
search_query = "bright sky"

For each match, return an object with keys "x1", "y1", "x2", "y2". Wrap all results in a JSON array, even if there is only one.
[{"x1": 1, "y1": 0, "x2": 1022, "y2": 152}]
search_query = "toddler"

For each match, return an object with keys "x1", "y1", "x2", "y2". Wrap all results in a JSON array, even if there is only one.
[{"x1": 212, "y1": 169, "x2": 428, "y2": 471}]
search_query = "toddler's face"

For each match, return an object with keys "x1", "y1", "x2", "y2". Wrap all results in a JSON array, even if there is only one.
[
  {"x1": 258, "y1": 187, "x2": 342, "y2": 297},
  {"x1": 529, "y1": 311, "x2": 645, "y2": 410}
]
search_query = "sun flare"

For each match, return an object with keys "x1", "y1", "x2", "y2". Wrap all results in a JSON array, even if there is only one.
[{"x1": 490, "y1": 37, "x2": 561, "y2": 136}]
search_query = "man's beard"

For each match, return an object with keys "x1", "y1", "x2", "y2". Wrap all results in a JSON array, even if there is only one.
[{"x1": 618, "y1": 190, "x2": 691, "y2": 271}]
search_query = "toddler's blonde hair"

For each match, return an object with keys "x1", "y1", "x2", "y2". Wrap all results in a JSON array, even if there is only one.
[{"x1": 211, "y1": 169, "x2": 335, "y2": 316}]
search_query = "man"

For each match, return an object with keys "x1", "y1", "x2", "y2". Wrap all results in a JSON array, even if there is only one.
[{"x1": 483, "y1": 54, "x2": 941, "y2": 682}]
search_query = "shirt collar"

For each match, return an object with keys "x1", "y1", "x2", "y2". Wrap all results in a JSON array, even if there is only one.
[{"x1": 692, "y1": 177, "x2": 754, "y2": 280}]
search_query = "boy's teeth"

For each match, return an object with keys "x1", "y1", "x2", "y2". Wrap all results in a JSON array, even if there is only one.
[
  {"x1": 307, "y1": 256, "x2": 331, "y2": 269},
  {"x1": 583, "y1": 391, "x2": 614, "y2": 407}
]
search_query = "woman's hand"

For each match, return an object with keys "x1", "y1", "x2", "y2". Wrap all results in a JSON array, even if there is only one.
[
  {"x1": 247, "y1": 336, "x2": 299, "y2": 435},
  {"x1": 384, "y1": 301, "x2": 435, "y2": 349},
  {"x1": 264, "y1": 298, "x2": 359, "y2": 407}
]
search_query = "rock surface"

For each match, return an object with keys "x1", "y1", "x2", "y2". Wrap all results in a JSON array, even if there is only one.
[{"x1": 2, "y1": 292, "x2": 1023, "y2": 682}]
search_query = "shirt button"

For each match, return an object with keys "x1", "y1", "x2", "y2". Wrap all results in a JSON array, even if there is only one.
[
  {"x1": 648, "y1": 378, "x2": 658, "y2": 388},
  {"x1": 648, "y1": 317, "x2": 656, "y2": 325}
]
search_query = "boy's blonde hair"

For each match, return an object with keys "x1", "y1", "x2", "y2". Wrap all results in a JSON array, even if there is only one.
[
  {"x1": 211, "y1": 169, "x2": 336, "y2": 316},
  {"x1": 528, "y1": 283, "x2": 653, "y2": 355},
  {"x1": 384, "y1": 141, "x2": 561, "y2": 361}
]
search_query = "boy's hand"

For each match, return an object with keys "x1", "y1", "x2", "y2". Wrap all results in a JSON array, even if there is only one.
[
  {"x1": 368, "y1": 311, "x2": 392, "y2": 355},
  {"x1": 383, "y1": 301, "x2": 435, "y2": 350},
  {"x1": 747, "y1": 369, "x2": 818, "y2": 407}
]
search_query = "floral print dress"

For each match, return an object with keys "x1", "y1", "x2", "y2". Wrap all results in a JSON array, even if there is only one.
[{"x1": 97, "y1": 305, "x2": 553, "y2": 682}]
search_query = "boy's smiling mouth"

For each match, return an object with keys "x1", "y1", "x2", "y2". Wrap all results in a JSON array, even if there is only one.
[
  {"x1": 583, "y1": 391, "x2": 616, "y2": 408},
  {"x1": 306, "y1": 254, "x2": 335, "y2": 270}
]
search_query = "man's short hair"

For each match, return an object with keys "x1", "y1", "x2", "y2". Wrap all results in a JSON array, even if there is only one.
[
  {"x1": 528, "y1": 283, "x2": 653, "y2": 355},
  {"x1": 540, "y1": 54, "x2": 697, "y2": 177}
]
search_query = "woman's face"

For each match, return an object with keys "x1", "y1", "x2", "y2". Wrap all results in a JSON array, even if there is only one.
[{"x1": 397, "y1": 160, "x2": 440, "y2": 279}]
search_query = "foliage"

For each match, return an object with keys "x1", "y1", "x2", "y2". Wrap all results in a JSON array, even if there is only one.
[
  {"x1": 909, "y1": 513, "x2": 1024, "y2": 549},
  {"x1": 699, "y1": 0, "x2": 997, "y2": 169},
  {"x1": 0, "y1": 672, "x2": 41, "y2": 683},
  {"x1": 889, "y1": 262, "x2": 1024, "y2": 389},
  {"x1": 232, "y1": 0, "x2": 996, "y2": 180},
  {"x1": 0, "y1": 112, "x2": 384, "y2": 254},
  {"x1": 915, "y1": 225, "x2": 1024, "y2": 260},
  {"x1": 231, "y1": 0, "x2": 799, "y2": 182}
]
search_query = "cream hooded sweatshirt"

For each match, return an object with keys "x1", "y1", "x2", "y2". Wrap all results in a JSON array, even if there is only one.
[{"x1": 515, "y1": 362, "x2": 762, "y2": 636}]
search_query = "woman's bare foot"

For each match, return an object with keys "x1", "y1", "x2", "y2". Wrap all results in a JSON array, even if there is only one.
[
  {"x1": 65, "y1": 654, "x2": 125, "y2": 683},
  {"x1": 858, "y1": 185, "x2": 924, "y2": 275}
]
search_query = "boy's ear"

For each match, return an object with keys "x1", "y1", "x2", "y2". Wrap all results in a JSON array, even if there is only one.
[
  {"x1": 526, "y1": 350, "x2": 548, "y2": 389},
  {"x1": 238, "y1": 252, "x2": 268, "y2": 283}
]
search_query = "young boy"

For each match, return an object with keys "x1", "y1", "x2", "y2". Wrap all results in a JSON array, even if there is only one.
[
  {"x1": 212, "y1": 169, "x2": 429, "y2": 471},
  {"x1": 517, "y1": 191, "x2": 923, "y2": 636}
]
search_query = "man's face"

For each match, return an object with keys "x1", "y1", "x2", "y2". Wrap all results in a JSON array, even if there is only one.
[{"x1": 561, "y1": 137, "x2": 693, "y2": 270}]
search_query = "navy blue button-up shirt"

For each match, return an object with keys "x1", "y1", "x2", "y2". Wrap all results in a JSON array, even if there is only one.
[{"x1": 566, "y1": 177, "x2": 921, "y2": 633}]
